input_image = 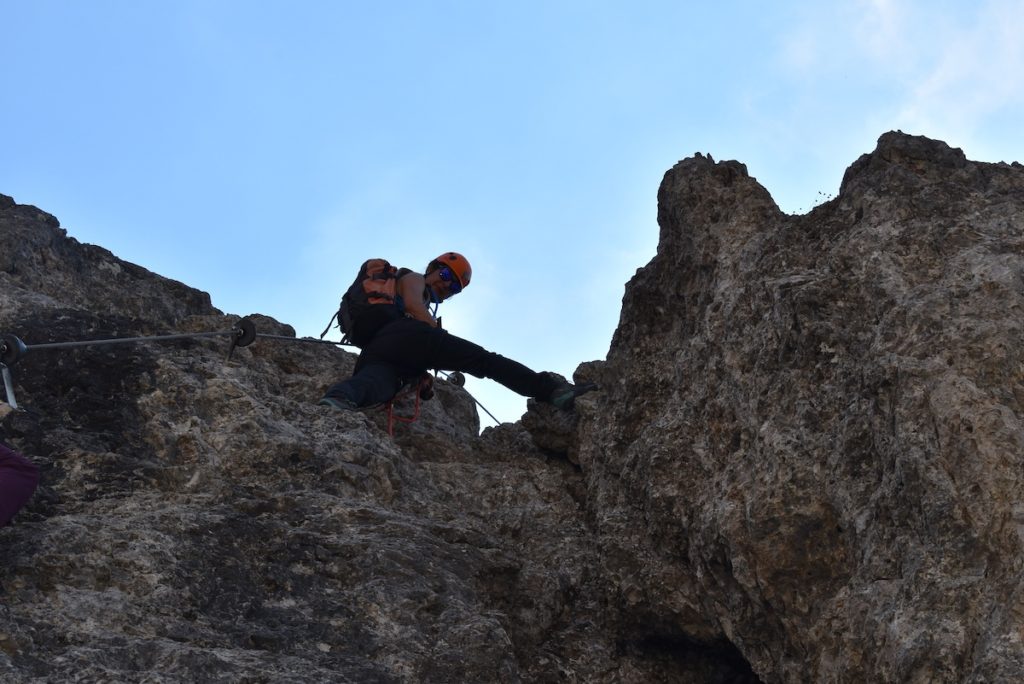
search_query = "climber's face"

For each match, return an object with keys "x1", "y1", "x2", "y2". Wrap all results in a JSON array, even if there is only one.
[{"x1": 425, "y1": 268, "x2": 459, "y2": 301}]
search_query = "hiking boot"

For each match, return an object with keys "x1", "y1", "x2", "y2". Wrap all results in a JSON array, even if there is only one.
[
  {"x1": 318, "y1": 396, "x2": 359, "y2": 411},
  {"x1": 547, "y1": 377, "x2": 599, "y2": 410}
]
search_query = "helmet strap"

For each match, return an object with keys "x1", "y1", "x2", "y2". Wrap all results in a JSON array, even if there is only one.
[{"x1": 428, "y1": 286, "x2": 441, "y2": 317}]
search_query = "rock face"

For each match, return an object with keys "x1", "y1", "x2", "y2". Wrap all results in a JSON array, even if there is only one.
[
  {"x1": 0, "y1": 195, "x2": 747, "y2": 682},
  {"x1": 575, "y1": 132, "x2": 1024, "y2": 682},
  {"x1": 1, "y1": 132, "x2": 1022, "y2": 683}
]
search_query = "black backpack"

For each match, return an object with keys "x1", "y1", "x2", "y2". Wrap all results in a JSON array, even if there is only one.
[{"x1": 322, "y1": 259, "x2": 401, "y2": 346}]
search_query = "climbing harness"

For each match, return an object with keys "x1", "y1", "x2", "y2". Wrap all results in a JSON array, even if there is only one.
[
  {"x1": 381, "y1": 373, "x2": 436, "y2": 437},
  {"x1": 0, "y1": 319, "x2": 500, "y2": 430},
  {"x1": 377, "y1": 370, "x2": 491, "y2": 437}
]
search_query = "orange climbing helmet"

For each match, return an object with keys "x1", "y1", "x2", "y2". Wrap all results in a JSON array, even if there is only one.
[{"x1": 429, "y1": 252, "x2": 472, "y2": 291}]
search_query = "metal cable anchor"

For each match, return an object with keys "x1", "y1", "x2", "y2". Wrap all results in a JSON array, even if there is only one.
[{"x1": 0, "y1": 318, "x2": 258, "y2": 408}]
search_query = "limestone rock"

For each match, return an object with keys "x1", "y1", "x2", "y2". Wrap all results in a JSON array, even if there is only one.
[
  {"x1": 522, "y1": 399, "x2": 576, "y2": 456},
  {"x1": 1, "y1": 194, "x2": 737, "y2": 682},
  {"x1": 575, "y1": 132, "x2": 1024, "y2": 682},
  {"x1": 3, "y1": 131, "x2": 1022, "y2": 683}
]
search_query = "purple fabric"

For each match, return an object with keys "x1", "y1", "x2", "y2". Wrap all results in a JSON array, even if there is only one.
[{"x1": 0, "y1": 443, "x2": 39, "y2": 526}]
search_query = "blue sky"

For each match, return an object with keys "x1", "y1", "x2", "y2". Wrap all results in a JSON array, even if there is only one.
[{"x1": 3, "y1": 1, "x2": 1023, "y2": 426}]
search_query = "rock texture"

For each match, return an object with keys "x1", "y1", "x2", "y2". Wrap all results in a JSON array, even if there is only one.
[
  {"x1": 0, "y1": 195, "x2": 745, "y2": 682},
  {"x1": 1, "y1": 132, "x2": 1022, "y2": 683},
  {"x1": 575, "y1": 132, "x2": 1024, "y2": 682}
]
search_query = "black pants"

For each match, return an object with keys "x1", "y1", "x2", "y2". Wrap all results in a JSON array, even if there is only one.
[{"x1": 324, "y1": 318, "x2": 557, "y2": 407}]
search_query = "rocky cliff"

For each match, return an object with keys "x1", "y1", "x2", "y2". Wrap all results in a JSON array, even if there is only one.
[{"x1": 2, "y1": 132, "x2": 1022, "y2": 683}]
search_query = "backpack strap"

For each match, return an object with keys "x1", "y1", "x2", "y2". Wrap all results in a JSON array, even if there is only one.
[{"x1": 319, "y1": 310, "x2": 338, "y2": 340}]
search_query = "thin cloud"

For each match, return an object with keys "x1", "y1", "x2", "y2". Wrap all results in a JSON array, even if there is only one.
[
  {"x1": 894, "y1": 0, "x2": 1024, "y2": 148},
  {"x1": 854, "y1": 0, "x2": 908, "y2": 62}
]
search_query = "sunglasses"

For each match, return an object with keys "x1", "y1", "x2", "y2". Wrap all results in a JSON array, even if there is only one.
[{"x1": 438, "y1": 267, "x2": 462, "y2": 294}]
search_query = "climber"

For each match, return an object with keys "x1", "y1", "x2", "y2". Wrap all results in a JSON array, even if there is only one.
[
  {"x1": 318, "y1": 252, "x2": 596, "y2": 413},
  {"x1": 0, "y1": 439, "x2": 39, "y2": 527}
]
